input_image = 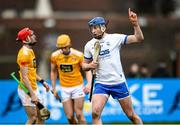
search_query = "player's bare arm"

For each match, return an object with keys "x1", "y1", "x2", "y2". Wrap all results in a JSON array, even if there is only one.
[
  {"x1": 20, "y1": 66, "x2": 38, "y2": 103},
  {"x1": 82, "y1": 59, "x2": 98, "y2": 71},
  {"x1": 50, "y1": 62, "x2": 59, "y2": 98},
  {"x1": 83, "y1": 70, "x2": 92, "y2": 94},
  {"x1": 127, "y1": 8, "x2": 144, "y2": 44},
  {"x1": 36, "y1": 74, "x2": 50, "y2": 91}
]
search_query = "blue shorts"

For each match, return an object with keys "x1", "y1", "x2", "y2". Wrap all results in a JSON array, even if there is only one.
[{"x1": 93, "y1": 82, "x2": 130, "y2": 100}]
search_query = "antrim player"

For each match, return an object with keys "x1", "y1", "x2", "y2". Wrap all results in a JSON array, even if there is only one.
[
  {"x1": 16, "y1": 27, "x2": 49, "y2": 124},
  {"x1": 51, "y1": 34, "x2": 92, "y2": 124},
  {"x1": 82, "y1": 8, "x2": 144, "y2": 124}
]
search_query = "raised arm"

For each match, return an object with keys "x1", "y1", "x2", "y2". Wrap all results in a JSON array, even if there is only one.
[{"x1": 127, "y1": 8, "x2": 144, "y2": 44}]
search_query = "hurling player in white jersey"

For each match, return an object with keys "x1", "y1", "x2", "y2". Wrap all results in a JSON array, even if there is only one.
[{"x1": 82, "y1": 8, "x2": 144, "y2": 124}]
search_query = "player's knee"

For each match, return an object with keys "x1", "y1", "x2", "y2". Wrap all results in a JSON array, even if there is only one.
[
  {"x1": 126, "y1": 112, "x2": 142, "y2": 124},
  {"x1": 92, "y1": 109, "x2": 101, "y2": 119}
]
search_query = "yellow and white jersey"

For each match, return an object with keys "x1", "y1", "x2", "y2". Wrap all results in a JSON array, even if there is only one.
[
  {"x1": 17, "y1": 46, "x2": 37, "y2": 90},
  {"x1": 51, "y1": 48, "x2": 84, "y2": 87}
]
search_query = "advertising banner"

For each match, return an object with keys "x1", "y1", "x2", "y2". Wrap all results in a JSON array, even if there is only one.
[{"x1": 0, "y1": 79, "x2": 180, "y2": 124}]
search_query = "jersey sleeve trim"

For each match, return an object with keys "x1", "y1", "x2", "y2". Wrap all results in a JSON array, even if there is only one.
[
  {"x1": 124, "y1": 35, "x2": 128, "y2": 44},
  {"x1": 84, "y1": 56, "x2": 92, "y2": 60}
]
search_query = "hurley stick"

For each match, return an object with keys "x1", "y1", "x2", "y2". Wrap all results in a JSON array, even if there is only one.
[
  {"x1": 89, "y1": 41, "x2": 101, "y2": 102},
  {"x1": 10, "y1": 72, "x2": 50, "y2": 120}
]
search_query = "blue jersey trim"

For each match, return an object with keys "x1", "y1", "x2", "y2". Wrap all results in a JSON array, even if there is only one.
[
  {"x1": 84, "y1": 56, "x2": 93, "y2": 60},
  {"x1": 124, "y1": 35, "x2": 128, "y2": 44}
]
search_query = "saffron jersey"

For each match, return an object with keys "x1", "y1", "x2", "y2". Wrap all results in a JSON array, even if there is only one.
[
  {"x1": 17, "y1": 46, "x2": 37, "y2": 90},
  {"x1": 51, "y1": 48, "x2": 84, "y2": 87}
]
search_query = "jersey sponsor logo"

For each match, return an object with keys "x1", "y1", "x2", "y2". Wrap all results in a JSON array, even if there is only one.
[
  {"x1": 99, "y1": 49, "x2": 110, "y2": 56},
  {"x1": 60, "y1": 64, "x2": 73, "y2": 72}
]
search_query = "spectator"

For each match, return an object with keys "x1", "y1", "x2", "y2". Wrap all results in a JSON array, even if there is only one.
[
  {"x1": 151, "y1": 61, "x2": 170, "y2": 78},
  {"x1": 139, "y1": 63, "x2": 150, "y2": 78},
  {"x1": 127, "y1": 63, "x2": 141, "y2": 78}
]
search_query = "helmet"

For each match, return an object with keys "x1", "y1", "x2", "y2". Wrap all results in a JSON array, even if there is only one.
[
  {"x1": 16, "y1": 27, "x2": 33, "y2": 42},
  {"x1": 56, "y1": 34, "x2": 71, "y2": 48},
  {"x1": 88, "y1": 17, "x2": 106, "y2": 26}
]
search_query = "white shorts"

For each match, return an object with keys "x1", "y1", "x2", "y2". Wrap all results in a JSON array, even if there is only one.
[
  {"x1": 18, "y1": 88, "x2": 43, "y2": 107},
  {"x1": 61, "y1": 84, "x2": 85, "y2": 102}
]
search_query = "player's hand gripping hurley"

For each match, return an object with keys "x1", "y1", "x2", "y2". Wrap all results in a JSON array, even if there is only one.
[
  {"x1": 38, "y1": 79, "x2": 61, "y2": 103},
  {"x1": 89, "y1": 41, "x2": 101, "y2": 102},
  {"x1": 10, "y1": 72, "x2": 50, "y2": 120}
]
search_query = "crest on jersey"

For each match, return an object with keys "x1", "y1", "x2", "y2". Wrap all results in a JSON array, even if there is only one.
[{"x1": 33, "y1": 58, "x2": 36, "y2": 68}]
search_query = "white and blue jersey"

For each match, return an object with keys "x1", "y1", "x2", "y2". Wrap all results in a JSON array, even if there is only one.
[
  {"x1": 84, "y1": 33, "x2": 129, "y2": 99},
  {"x1": 84, "y1": 33, "x2": 128, "y2": 85}
]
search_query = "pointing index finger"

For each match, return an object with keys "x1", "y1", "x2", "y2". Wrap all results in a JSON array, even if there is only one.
[{"x1": 128, "y1": 8, "x2": 131, "y2": 16}]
